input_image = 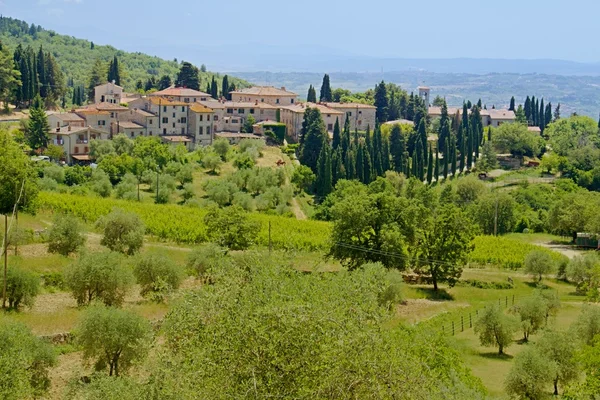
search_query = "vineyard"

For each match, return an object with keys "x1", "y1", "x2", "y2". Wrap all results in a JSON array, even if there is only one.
[
  {"x1": 37, "y1": 192, "x2": 331, "y2": 251},
  {"x1": 469, "y1": 236, "x2": 567, "y2": 269}
]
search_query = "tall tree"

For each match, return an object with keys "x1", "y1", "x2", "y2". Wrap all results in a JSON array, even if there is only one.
[
  {"x1": 332, "y1": 148, "x2": 345, "y2": 187},
  {"x1": 438, "y1": 101, "x2": 450, "y2": 152},
  {"x1": 443, "y1": 136, "x2": 449, "y2": 179},
  {"x1": 553, "y1": 103, "x2": 561, "y2": 121},
  {"x1": 210, "y1": 76, "x2": 218, "y2": 99},
  {"x1": 299, "y1": 108, "x2": 327, "y2": 172},
  {"x1": 539, "y1": 98, "x2": 545, "y2": 131},
  {"x1": 374, "y1": 81, "x2": 389, "y2": 123},
  {"x1": 158, "y1": 75, "x2": 172, "y2": 91},
  {"x1": 107, "y1": 55, "x2": 121, "y2": 86},
  {"x1": 362, "y1": 142, "x2": 373, "y2": 184},
  {"x1": 0, "y1": 42, "x2": 20, "y2": 109},
  {"x1": 175, "y1": 62, "x2": 200, "y2": 91},
  {"x1": 221, "y1": 75, "x2": 229, "y2": 100},
  {"x1": 426, "y1": 144, "x2": 434, "y2": 184},
  {"x1": 332, "y1": 117, "x2": 341, "y2": 150},
  {"x1": 373, "y1": 124, "x2": 383, "y2": 176},
  {"x1": 389, "y1": 125, "x2": 405, "y2": 173},
  {"x1": 417, "y1": 119, "x2": 428, "y2": 166},
  {"x1": 341, "y1": 116, "x2": 351, "y2": 160},
  {"x1": 319, "y1": 74, "x2": 332, "y2": 102},
  {"x1": 315, "y1": 145, "x2": 332, "y2": 198},
  {"x1": 524, "y1": 96, "x2": 531, "y2": 122},
  {"x1": 87, "y1": 58, "x2": 106, "y2": 102},
  {"x1": 25, "y1": 94, "x2": 49, "y2": 150},
  {"x1": 509, "y1": 96, "x2": 515, "y2": 111},
  {"x1": 307, "y1": 84, "x2": 317, "y2": 102},
  {"x1": 434, "y1": 147, "x2": 439, "y2": 182},
  {"x1": 356, "y1": 144, "x2": 364, "y2": 183}
]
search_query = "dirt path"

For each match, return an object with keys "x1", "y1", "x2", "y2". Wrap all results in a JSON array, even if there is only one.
[
  {"x1": 536, "y1": 241, "x2": 586, "y2": 259},
  {"x1": 290, "y1": 198, "x2": 307, "y2": 220}
]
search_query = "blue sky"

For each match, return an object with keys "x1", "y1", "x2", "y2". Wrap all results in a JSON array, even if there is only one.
[{"x1": 1, "y1": 0, "x2": 599, "y2": 64}]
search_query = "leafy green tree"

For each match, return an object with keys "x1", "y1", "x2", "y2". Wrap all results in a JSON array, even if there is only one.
[
  {"x1": 319, "y1": 74, "x2": 332, "y2": 102},
  {"x1": 0, "y1": 42, "x2": 20, "y2": 109},
  {"x1": 389, "y1": 124, "x2": 405, "y2": 173},
  {"x1": 306, "y1": 84, "x2": 316, "y2": 102},
  {"x1": 90, "y1": 169, "x2": 112, "y2": 198},
  {"x1": 133, "y1": 253, "x2": 183, "y2": 302},
  {"x1": 524, "y1": 250, "x2": 555, "y2": 282},
  {"x1": 291, "y1": 165, "x2": 316, "y2": 193},
  {"x1": 1, "y1": 265, "x2": 39, "y2": 310},
  {"x1": 242, "y1": 114, "x2": 256, "y2": 133},
  {"x1": 374, "y1": 80, "x2": 388, "y2": 123},
  {"x1": 545, "y1": 115, "x2": 599, "y2": 156},
  {"x1": 96, "y1": 209, "x2": 145, "y2": 255},
  {"x1": 212, "y1": 138, "x2": 230, "y2": 161},
  {"x1": 175, "y1": 61, "x2": 200, "y2": 91},
  {"x1": 492, "y1": 123, "x2": 543, "y2": 157},
  {"x1": 0, "y1": 321, "x2": 56, "y2": 399},
  {"x1": 0, "y1": 129, "x2": 38, "y2": 216},
  {"x1": 478, "y1": 141, "x2": 498, "y2": 172},
  {"x1": 64, "y1": 251, "x2": 133, "y2": 307},
  {"x1": 47, "y1": 213, "x2": 86, "y2": 256},
  {"x1": 299, "y1": 108, "x2": 327, "y2": 172},
  {"x1": 202, "y1": 152, "x2": 222, "y2": 174},
  {"x1": 536, "y1": 330, "x2": 579, "y2": 395},
  {"x1": 77, "y1": 305, "x2": 151, "y2": 377},
  {"x1": 474, "y1": 304, "x2": 518, "y2": 354},
  {"x1": 186, "y1": 243, "x2": 228, "y2": 280},
  {"x1": 505, "y1": 346, "x2": 557, "y2": 400},
  {"x1": 473, "y1": 192, "x2": 516, "y2": 235},
  {"x1": 572, "y1": 305, "x2": 600, "y2": 345},
  {"x1": 510, "y1": 293, "x2": 547, "y2": 341},
  {"x1": 87, "y1": 58, "x2": 106, "y2": 101},
  {"x1": 158, "y1": 74, "x2": 172, "y2": 90},
  {"x1": 413, "y1": 203, "x2": 475, "y2": 290},
  {"x1": 566, "y1": 253, "x2": 600, "y2": 294},
  {"x1": 43, "y1": 143, "x2": 64, "y2": 162},
  {"x1": 204, "y1": 205, "x2": 260, "y2": 250},
  {"x1": 25, "y1": 94, "x2": 50, "y2": 150}
]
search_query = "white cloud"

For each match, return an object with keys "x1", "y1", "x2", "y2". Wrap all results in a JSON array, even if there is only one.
[{"x1": 47, "y1": 7, "x2": 64, "y2": 16}]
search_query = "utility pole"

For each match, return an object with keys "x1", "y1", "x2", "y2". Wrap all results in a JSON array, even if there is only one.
[
  {"x1": 155, "y1": 168, "x2": 159, "y2": 203},
  {"x1": 268, "y1": 221, "x2": 272, "y2": 254},
  {"x1": 3, "y1": 214, "x2": 7, "y2": 309},
  {"x1": 494, "y1": 197, "x2": 498, "y2": 236}
]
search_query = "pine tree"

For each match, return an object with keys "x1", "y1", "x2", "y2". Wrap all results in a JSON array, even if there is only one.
[
  {"x1": 158, "y1": 75, "x2": 172, "y2": 91},
  {"x1": 210, "y1": 76, "x2": 218, "y2": 99},
  {"x1": 87, "y1": 58, "x2": 106, "y2": 102},
  {"x1": 427, "y1": 144, "x2": 434, "y2": 184},
  {"x1": 509, "y1": 96, "x2": 515, "y2": 111},
  {"x1": 175, "y1": 62, "x2": 200, "y2": 91},
  {"x1": 0, "y1": 43, "x2": 19, "y2": 108},
  {"x1": 319, "y1": 74, "x2": 332, "y2": 102},
  {"x1": 524, "y1": 96, "x2": 531, "y2": 122},
  {"x1": 332, "y1": 117, "x2": 341, "y2": 150},
  {"x1": 221, "y1": 75, "x2": 229, "y2": 100},
  {"x1": 374, "y1": 81, "x2": 388, "y2": 123},
  {"x1": 26, "y1": 94, "x2": 50, "y2": 150},
  {"x1": 307, "y1": 85, "x2": 317, "y2": 102},
  {"x1": 554, "y1": 103, "x2": 561, "y2": 121},
  {"x1": 389, "y1": 125, "x2": 405, "y2": 173}
]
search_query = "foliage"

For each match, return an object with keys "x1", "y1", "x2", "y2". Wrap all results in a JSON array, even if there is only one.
[
  {"x1": 510, "y1": 293, "x2": 548, "y2": 341},
  {"x1": 492, "y1": 123, "x2": 543, "y2": 157},
  {"x1": 47, "y1": 213, "x2": 86, "y2": 256},
  {"x1": 566, "y1": 253, "x2": 600, "y2": 295},
  {"x1": 474, "y1": 304, "x2": 518, "y2": 354},
  {"x1": 0, "y1": 321, "x2": 56, "y2": 399},
  {"x1": 133, "y1": 253, "x2": 183, "y2": 302},
  {"x1": 571, "y1": 305, "x2": 600, "y2": 345},
  {"x1": 291, "y1": 165, "x2": 316, "y2": 193},
  {"x1": 76, "y1": 305, "x2": 151, "y2": 377},
  {"x1": 96, "y1": 209, "x2": 145, "y2": 255},
  {"x1": 524, "y1": 250, "x2": 556, "y2": 282},
  {"x1": 505, "y1": 345, "x2": 557, "y2": 400},
  {"x1": 545, "y1": 116, "x2": 599, "y2": 157},
  {"x1": 0, "y1": 129, "x2": 38, "y2": 215},
  {"x1": 536, "y1": 330, "x2": 579, "y2": 396},
  {"x1": 563, "y1": 336, "x2": 600, "y2": 399},
  {"x1": 204, "y1": 206, "x2": 260, "y2": 250},
  {"x1": 472, "y1": 192, "x2": 517, "y2": 235},
  {"x1": 156, "y1": 260, "x2": 485, "y2": 398},
  {"x1": 64, "y1": 251, "x2": 133, "y2": 307},
  {"x1": 202, "y1": 152, "x2": 222, "y2": 174},
  {"x1": 2, "y1": 265, "x2": 39, "y2": 310},
  {"x1": 186, "y1": 243, "x2": 228, "y2": 279},
  {"x1": 212, "y1": 138, "x2": 230, "y2": 161},
  {"x1": 90, "y1": 169, "x2": 112, "y2": 198}
]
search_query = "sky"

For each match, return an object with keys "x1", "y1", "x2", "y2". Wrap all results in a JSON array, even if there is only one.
[{"x1": 1, "y1": 0, "x2": 600, "y2": 66}]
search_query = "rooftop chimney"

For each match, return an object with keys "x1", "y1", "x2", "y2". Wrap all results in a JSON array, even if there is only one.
[
  {"x1": 68, "y1": 126, "x2": 72, "y2": 132},
  {"x1": 112, "y1": 80, "x2": 116, "y2": 85},
  {"x1": 281, "y1": 87, "x2": 286, "y2": 91}
]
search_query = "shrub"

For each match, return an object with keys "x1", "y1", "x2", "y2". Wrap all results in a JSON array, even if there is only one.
[
  {"x1": 0, "y1": 322, "x2": 56, "y2": 399},
  {"x1": 1, "y1": 265, "x2": 39, "y2": 310},
  {"x1": 176, "y1": 163, "x2": 194, "y2": 186},
  {"x1": 377, "y1": 268, "x2": 404, "y2": 311},
  {"x1": 212, "y1": 138, "x2": 230, "y2": 161},
  {"x1": 47, "y1": 214, "x2": 86, "y2": 256},
  {"x1": 64, "y1": 165, "x2": 92, "y2": 186},
  {"x1": 458, "y1": 279, "x2": 514, "y2": 290},
  {"x1": 239, "y1": 138, "x2": 265, "y2": 155},
  {"x1": 133, "y1": 254, "x2": 183, "y2": 302},
  {"x1": 64, "y1": 251, "x2": 133, "y2": 307},
  {"x1": 186, "y1": 243, "x2": 228, "y2": 279},
  {"x1": 77, "y1": 305, "x2": 151, "y2": 377},
  {"x1": 91, "y1": 169, "x2": 112, "y2": 198},
  {"x1": 232, "y1": 191, "x2": 255, "y2": 211},
  {"x1": 505, "y1": 346, "x2": 556, "y2": 400},
  {"x1": 233, "y1": 151, "x2": 256, "y2": 170},
  {"x1": 204, "y1": 180, "x2": 238, "y2": 207},
  {"x1": 96, "y1": 209, "x2": 145, "y2": 255},
  {"x1": 115, "y1": 173, "x2": 138, "y2": 200},
  {"x1": 204, "y1": 206, "x2": 260, "y2": 250},
  {"x1": 43, "y1": 164, "x2": 65, "y2": 184},
  {"x1": 38, "y1": 177, "x2": 59, "y2": 192},
  {"x1": 40, "y1": 272, "x2": 64, "y2": 289},
  {"x1": 181, "y1": 183, "x2": 195, "y2": 201}
]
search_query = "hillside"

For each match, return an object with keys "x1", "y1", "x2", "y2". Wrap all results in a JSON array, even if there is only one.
[{"x1": 0, "y1": 16, "x2": 248, "y2": 92}]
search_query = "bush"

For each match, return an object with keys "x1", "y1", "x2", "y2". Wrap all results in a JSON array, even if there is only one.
[
  {"x1": 133, "y1": 254, "x2": 183, "y2": 302},
  {"x1": 212, "y1": 138, "x2": 230, "y2": 161},
  {"x1": 77, "y1": 305, "x2": 151, "y2": 377},
  {"x1": 96, "y1": 209, "x2": 145, "y2": 255},
  {"x1": 232, "y1": 191, "x2": 255, "y2": 211},
  {"x1": 186, "y1": 243, "x2": 228, "y2": 279},
  {"x1": 377, "y1": 268, "x2": 404, "y2": 311},
  {"x1": 1, "y1": 265, "x2": 39, "y2": 310},
  {"x1": 64, "y1": 251, "x2": 133, "y2": 307},
  {"x1": 115, "y1": 173, "x2": 138, "y2": 200},
  {"x1": 40, "y1": 272, "x2": 64, "y2": 289},
  {"x1": 176, "y1": 163, "x2": 194, "y2": 186},
  {"x1": 47, "y1": 214, "x2": 86, "y2": 256},
  {"x1": 91, "y1": 169, "x2": 112, "y2": 198},
  {"x1": 64, "y1": 165, "x2": 92, "y2": 186},
  {"x1": 204, "y1": 206, "x2": 260, "y2": 250},
  {"x1": 204, "y1": 180, "x2": 238, "y2": 207},
  {"x1": 233, "y1": 151, "x2": 256, "y2": 170},
  {"x1": 43, "y1": 164, "x2": 65, "y2": 184},
  {"x1": 0, "y1": 322, "x2": 56, "y2": 399},
  {"x1": 239, "y1": 139, "x2": 265, "y2": 155},
  {"x1": 458, "y1": 279, "x2": 514, "y2": 290},
  {"x1": 181, "y1": 183, "x2": 195, "y2": 201},
  {"x1": 38, "y1": 176, "x2": 59, "y2": 192}
]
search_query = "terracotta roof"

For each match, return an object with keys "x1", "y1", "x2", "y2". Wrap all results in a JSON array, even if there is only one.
[
  {"x1": 72, "y1": 155, "x2": 92, "y2": 161},
  {"x1": 81, "y1": 102, "x2": 128, "y2": 111},
  {"x1": 150, "y1": 87, "x2": 211, "y2": 97},
  {"x1": 49, "y1": 126, "x2": 106, "y2": 135},
  {"x1": 253, "y1": 121, "x2": 284, "y2": 126},
  {"x1": 148, "y1": 97, "x2": 189, "y2": 107},
  {"x1": 230, "y1": 86, "x2": 297, "y2": 97},
  {"x1": 428, "y1": 106, "x2": 460, "y2": 116},
  {"x1": 49, "y1": 112, "x2": 84, "y2": 122},
  {"x1": 281, "y1": 102, "x2": 344, "y2": 115},
  {"x1": 199, "y1": 100, "x2": 226, "y2": 109},
  {"x1": 222, "y1": 101, "x2": 277, "y2": 109},
  {"x1": 118, "y1": 121, "x2": 144, "y2": 129},
  {"x1": 162, "y1": 136, "x2": 192, "y2": 143},
  {"x1": 75, "y1": 109, "x2": 111, "y2": 116},
  {"x1": 323, "y1": 102, "x2": 376, "y2": 109},
  {"x1": 190, "y1": 104, "x2": 214, "y2": 113},
  {"x1": 95, "y1": 82, "x2": 124, "y2": 90},
  {"x1": 485, "y1": 109, "x2": 516, "y2": 120},
  {"x1": 131, "y1": 109, "x2": 155, "y2": 117}
]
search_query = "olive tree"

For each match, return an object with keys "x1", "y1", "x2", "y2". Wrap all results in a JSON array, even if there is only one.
[
  {"x1": 47, "y1": 214, "x2": 86, "y2": 256},
  {"x1": 212, "y1": 138, "x2": 230, "y2": 161},
  {"x1": 204, "y1": 206, "x2": 260, "y2": 250},
  {"x1": 474, "y1": 304, "x2": 518, "y2": 354},
  {"x1": 524, "y1": 250, "x2": 555, "y2": 283},
  {"x1": 510, "y1": 294, "x2": 547, "y2": 341},
  {"x1": 186, "y1": 243, "x2": 229, "y2": 281},
  {"x1": 1, "y1": 265, "x2": 39, "y2": 310},
  {"x1": 572, "y1": 305, "x2": 600, "y2": 345},
  {"x1": 202, "y1": 152, "x2": 223, "y2": 174},
  {"x1": 505, "y1": 346, "x2": 556, "y2": 400},
  {"x1": 77, "y1": 305, "x2": 152, "y2": 377},
  {"x1": 96, "y1": 209, "x2": 145, "y2": 255},
  {"x1": 0, "y1": 321, "x2": 56, "y2": 399},
  {"x1": 133, "y1": 254, "x2": 183, "y2": 302},
  {"x1": 64, "y1": 251, "x2": 133, "y2": 307},
  {"x1": 536, "y1": 330, "x2": 579, "y2": 396}
]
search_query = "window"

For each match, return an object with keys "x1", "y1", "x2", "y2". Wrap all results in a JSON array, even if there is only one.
[
  {"x1": 291, "y1": 99, "x2": 294, "y2": 104},
  {"x1": 90, "y1": 135, "x2": 96, "y2": 140},
  {"x1": 348, "y1": 112, "x2": 352, "y2": 116},
  {"x1": 172, "y1": 123, "x2": 175, "y2": 128},
  {"x1": 199, "y1": 127, "x2": 204, "y2": 135},
  {"x1": 163, "y1": 106, "x2": 167, "y2": 112},
  {"x1": 84, "y1": 146, "x2": 89, "y2": 153},
  {"x1": 131, "y1": 132, "x2": 134, "y2": 138},
  {"x1": 181, "y1": 106, "x2": 185, "y2": 112},
  {"x1": 276, "y1": 99, "x2": 280, "y2": 104},
  {"x1": 149, "y1": 131, "x2": 153, "y2": 136},
  {"x1": 184, "y1": 98, "x2": 189, "y2": 103},
  {"x1": 181, "y1": 128, "x2": 185, "y2": 134},
  {"x1": 261, "y1": 98, "x2": 264, "y2": 102},
  {"x1": 327, "y1": 124, "x2": 333, "y2": 131},
  {"x1": 172, "y1": 112, "x2": 176, "y2": 118},
  {"x1": 110, "y1": 112, "x2": 115, "y2": 118},
  {"x1": 98, "y1": 120, "x2": 106, "y2": 126},
  {"x1": 199, "y1": 115, "x2": 203, "y2": 122},
  {"x1": 358, "y1": 120, "x2": 362, "y2": 126},
  {"x1": 232, "y1": 119, "x2": 239, "y2": 124},
  {"x1": 227, "y1": 108, "x2": 233, "y2": 114},
  {"x1": 250, "y1": 109, "x2": 255, "y2": 114},
  {"x1": 74, "y1": 146, "x2": 79, "y2": 153},
  {"x1": 359, "y1": 110, "x2": 362, "y2": 115},
  {"x1": 207, "y1": 126, "x2": 211, "y2": 135},
  {"x1": 261, "y1": 110, "x2": 264, "y2": 115},
  {"x1": 163, "y1": 128, "x2": 167, "y2": 134},
  {"x1": 213, "y1": 115, "x2": 218, "y2": 121},
  {"x1": 149, "y1": 119, "x2": 153, "y2": 125},
  {"x1": 162, "y1": 117, "x2": 168, "y2": 123},
  {"x1": 181, "y1": 117, "x2": 187, "y2": 124},
  {"x1": 238, "y1": 109, "x2": 245, "y2": 114}
]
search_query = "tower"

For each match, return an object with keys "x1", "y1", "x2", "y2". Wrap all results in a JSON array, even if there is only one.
[{"x1": 418, "y1": 86, "x2": 430, "y2": 108}]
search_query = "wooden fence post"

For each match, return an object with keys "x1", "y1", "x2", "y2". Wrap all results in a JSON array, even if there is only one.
[{"x1": 461, "y1": 316, "x2": 464, "y2": 332}]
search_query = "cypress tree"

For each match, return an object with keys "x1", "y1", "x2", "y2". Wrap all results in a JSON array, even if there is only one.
[
  {"x1": 210, "y1": 76, "x2": 218, "y2": 99},
  {"x1": 341, "y1": 116, "x2": 351, "y2": 161},
  {"x1": 319, "y1": 74, "x2": 332, "y2": 102},
  {"x1": 373, "y1": 123, "x2": 383, "y2": 176},
  {"x1": 356, "y1": 144, "x2": 364, "y2": 183},
  {"x1": 332, "y1": 117, "x2": 341, "y2": 150},
  {"x1": 534, "y1": 98, "x2": 540, "y2": 126},
  {"x1": 37, "y1": 45, "x2": 47, "y2": 99},
  {"x1": 345, "y1": 148, "x2": 356, "y2": 180},
  {"x1": 466, "y1": 128, "x2": 473, "y2": 170},
  {"x1": 389, "y1": 125, "x2": 405, "y2": 173},
  {"x1": 438, "y1": 101, "x2": 450, "y2": 152},
  {"x1": 332, "y1": 148, "x2": 345, "y2": 187},
  {"x1": 315, "y1": 144, "x2": 332, "y2": 198},
  {"x1": 434, "y1": 147, "x2": 440, "y2": 182},
  {"x1": 450, "y1": 136, "x2": 457, "y2": 176},
  {"x1": 539, "y1": 98, "x2": 545, "y2": 131},
  {"x1": 531, "y1": 96, "x2": 537, "y2": 125},
  {"x1": 299, "y1": 108, "x2": 326, "y2": 172},
  {"x1": 443, "y1": 136, "x2": 449, "y2": 179},
  {"x1": 374, "y1": 81, "x2": 389, "y2": 123},
  {"x1": 524, "y1": 96, "x2": 531, "y2": 122},
  {"x1": 222, "y1": 75, "x2": 229, "y2": 100},
  {"x1": 509, "y1": 96, "x2": 515, "y2": 111},
  {"x1": 417, "y1": 119, "x2": 428, "y2": 166},
  {"x1": 427, "y1": 144, "x2": 434, "y2": 184},
  {"x1": 362, "y1": 143, "x2": 373, "y2": 184},
  {"x1": 477, "y1": 99, "x2": 482, "y2": 109},
  {"x1": 466, "y1": 100, "x2": 472, "y2": 109},
  {"x1": 406, "y1": 93, "x2": 415, "y2": 121},
  {"x1": 545, "y1": 102, "x2": 552, "y2": 128},
  {"x1": 26, "y1": 94, "x2": 50, "y2": 150},
  {"x1": 353, "y1": 128, "x2": 359, "y2": 147},
  {"x1": 381, "y1": 133, "x2": 391, "y2": 173},
  {"x1": 307, "y1": 85, "x2": 317, "y2": 103},
  {"x1": 411, "y1": 147, "x2": 418, "y2": 180},
  {"x1": 365, "y1": 125, "x2": 373, "y2": 164},
  {"x1": 554, "y1": 103, "x2": 561, "y2": 121},
  {"x1": 206, "y1": 82, "x2": 211, "y2": 95}
]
